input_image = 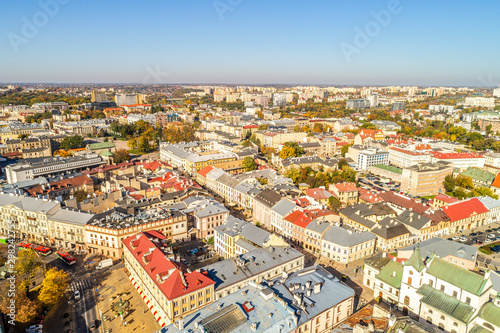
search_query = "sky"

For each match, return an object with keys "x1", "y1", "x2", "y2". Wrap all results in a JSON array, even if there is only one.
[{"x1": 0, "y1": 0, "x2": 499, "y2": 86}]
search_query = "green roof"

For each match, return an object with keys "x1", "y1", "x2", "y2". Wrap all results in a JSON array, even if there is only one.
[
  {"x1": 87, "y1": 142, "x2": 116, "y2": 150},
  {"x1": 376, "y1": 260, "x2": 403, "y2": 289},
  {"x1": 404, "y1": 245, "x2": 425, "y2": 272},
  {"x1": 478, "y1": 302, "x2": 500, "y2": 328},
  {"x1": 100, "y1": 150, "x2": 114, "y2": 157},
  {"x1": 372, "y1": 164, "x2": 402, "y2": 175},
  {"x1": 460, "y1": 167, "x2": 495, "y2": 184},
  {"x1": 426, "y1": 257, "x2": 488, "y2": 296},
  {"x1": 469, "y1": 324, "x2": 493, "y2": 333},
  {"x1": 417, "y1": 284, "x2": 475, "y2": 324}
]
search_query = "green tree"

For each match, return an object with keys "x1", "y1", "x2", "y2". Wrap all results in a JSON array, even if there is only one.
[
  {"x1": 341, "y1": 144, "x2": 351, "y2": 157},
  {"x1": 114, "y1": 149, "x2": 131, "y2": 163},
  {"x1": 360, "y1": 122, "x2": 377, "y2": 129},
  {"x1": 60, "y1": 135, "x2": 85, "y2": 150},
  {"x1": 443, "y1": 174, "x2": 456, "y2": 192},
  {"x1": 242, "y1": 157, "x2": 257, "y2": 171},
  {"x1": 328, "y1": 196, "x2": 342, "y2": 213}
]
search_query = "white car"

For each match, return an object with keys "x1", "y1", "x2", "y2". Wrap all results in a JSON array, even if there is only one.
[
  {"x1": 74, "y1": 290, "x2": 81, "y2": 300},
  {"x1": 488, "y1": 233, "x2": 496, "y2": 239},
  {"x1": 452, "y1": 236, "x2": 459, "y2": 241},
  {"x1": 459, "y1": 236, "x2": 467, "y2": 242}
]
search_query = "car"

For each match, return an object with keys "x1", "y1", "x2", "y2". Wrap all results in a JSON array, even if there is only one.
[
  {"x1": 492, "y1": 245, "x2": 500, "y2": 253},
  {"x1": 488, "y1": 233, "x2": 496, "y2": 239},
  {"x1": 459, "y1": 236, "x2": 467, "y2": 242},
  {"x1": 470, "y1": 233, "x2": 477, "y2": 237},
  {"x1": 452, "y1": 236, "x2": 459, "y2": 241},
  {"x1": 74, "y1": 290, "x2": 80, "y2": 300},
  {"x1": 181, "y1": 259, "x2": 188, "y2": 265},
  {"x1": 89, "y1": 320, "x2": 97, "y2": 330},
  {"x1": 477, "y1": 240, "x2": 484, "y2": 245}
]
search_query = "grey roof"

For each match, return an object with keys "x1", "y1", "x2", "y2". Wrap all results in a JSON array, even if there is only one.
[
  {"x1": 342, "y1": 212, "x2": 376, "y2": 229},
  {"x1": 305, "y1": 219, "x2": 331, "y2": 234},
  {"x1": 270, "y1": 265, "x2": 355, "y2": 327},
  {"x1": 162, "y1": 144, "x2": 192, "y2": 159},
  {"x1": 371, "y1": 222, "x2": 410, "y2": 240},
  {"x1": 161, "y1": 281, "x2": 297, "y2": 333},
  {"x1": 341, "y1": 203, "x2": 375, "y2": 218},
  {"x1": 398, "y1": 238, "x2": 477, "y2": 263},
  {"x1": 233, "y1": 181, "x2": 256, "y2": 195},
  {"x1": 193, "y1": 203, "x2": 229, "y2": 218},
  {"x1": 271, "y1": 198, "x2": 296, "y2": 217},
  {"x1": 396, "y1": 210, "x2": 431, "y2": 230},
  {"x1": 217, "y1": 173, "x2": 242, "y2": 188},
  {"x1": 214, "y1": 216, "x2": 271, "y2": 247},
  {"x1": 363, "y1": 253, "x2": 393, "y2": 271},
  {"x1": 0, "y1": 193, "x2": 60, "y2": 213},
  {"x1": 478, "y1": 196, "x2": 500, "y2": 210},
  {"x1": 50, "y1": 208, "x2": 94, "y2": 226},
  {"x1": 322, "y1": 226, "x2": 376, "y2": 247},
  {"x1": 254, "y1": 189, "x2": 282, "y2": 208},
  {"x1": 203, "y1": 247, "x2": 303, "y2": 291}
]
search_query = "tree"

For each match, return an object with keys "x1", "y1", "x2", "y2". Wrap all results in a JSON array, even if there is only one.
[
  {"x1": 0, "y1": 282, "x2": 39, "y2": 324},
  {"x1": 338, "y1": 158, "x2": 348, "y2": 170},
  {"x1": 443, "y1": 174, "x2": 456, "y2": 192},
  {"x1": 18, "y1": 133, "x2": 28, "y2": 139},
  {"x1": 258, "y1": 124, "x2": 268, "y2": 131},
  {"x1": 328, "y1": 196, "x2": 342, "y2": 213},
  {"x1": 242, "y1": 157, "x2": 257, "y2": 172},
  {"x1": 360, "y1": 122, "x2": 377, "y2": 129},
  {"x1": 114, "y1": 149, "x2": 130, "y2": 163},
  {"x1": 60, "y1": 135, "x2": 85, "y2": 150},
  {"x1": 38, "y1": 268, "x2": 69, "y2": 306},
  {"x1": 15, "y1": 249, "x2": 43, "y2": 295},
  {"x1": 72, "y1": 189, "x2": 88, "y2": 202},
  {"x1": 341, "y1": 144, "x2": 351, "y2": 157},
  {"x1": 279, "y1": 146, "x2": 297, "y2": 159}
]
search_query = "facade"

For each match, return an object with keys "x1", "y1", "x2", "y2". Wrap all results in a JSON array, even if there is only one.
[
  {"x1": 401, "y1": 162, "x2": 453, "y2": 197},
  {"x1": 5, "y1": 153, "x2": 104, "y2": 183},
  {"x1": 357, "y1": 149, "x2": 389, "y2": 170},
  {"x1": 321, "y1": 225, "x2": 377, "y2": 263},
  {"x1": 431, "y1": 152, "x2": 485, "y2": 171},
  {"x1": 389, "y1": 147, "x2": 431, "y2": 168},
  {"x1": 86, "y1": 208, "x2": 187, "y2": 259},
  {"x1": 443, "y1": 198, "x2": 489, "y2": 234},
  {"x1": 123, "y1": 231, "x2": 215, "y2": 327}
]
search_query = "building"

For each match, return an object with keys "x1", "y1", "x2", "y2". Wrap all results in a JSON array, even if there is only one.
[
  {"x1": 202, "y1": 246, "x2": 304, "y2": 301},
  {"x1": 0, "y1": 193, "x2": 90, "y2": 250},
  {"x1": 392, "y1": 101, "x2": 406, "y2": 111},
  {"x1": 397, "y1": 238, "x2": 477, "y2": 271},
  {"x1": 463, "y1": 97, "x2": 495, "y2": 108},
  {"x1": 369, "y1": 164, "x2": 403, "y2": 182},
  {"x1": 123, "y1": 231, "x2": 215, "y2": 327},
  {"x1": 321, "y1": 225, "x2": 377, "y2": 263},
  {"x1": 91, "y1": 90, "x2": 108, "y2": 102},
  {"x1": 478, "y1": 197, "x2": 500, "y2": 225},
  {"x1": 356, "y1": 149, "x2": 389, "y2": 170},
  {"x1": 460, "y1": 167, "x2": 495, "y2": 188},
  {"x1": 5, "y1": 153, "x2": 104, "y2": 183},
  {"x1": 346, "y1": 99, "x2": 370, "y2": 109},
  {"x1": 329, "y1": 182, "x2": 359, "y2": 206},
  {"x1": 161, "y1": 280, "x2": 298, "y2": 333},
  {"x1": 401, "y1": 162, "x2": 453, "y2": 197},
  {"x1": 25, "y1": 174, "x2": 94, "y2": 201},
  {"x1": 86, "y1": 208, "x2": 187, "y2": 259},
  {"x1": 443, "y1": 198, "x2": 489, "y2": 234},
  {"x1": 389, "y1": 147, "x2": 431, "y2": 168},
  {"x1": 253, "y1": 189, "x2": 283, "y2": 229},
  {"x1": 213, "y1": 216, "x2": 288, "y2": 259}
]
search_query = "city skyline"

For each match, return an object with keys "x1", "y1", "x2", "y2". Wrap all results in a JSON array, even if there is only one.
[{"x1": 1, "y1": 0, "x2": 499, "y2": 86}]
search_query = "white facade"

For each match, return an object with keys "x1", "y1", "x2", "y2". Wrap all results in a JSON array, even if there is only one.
[
  {"x1": 357, "y1": 149, "x2": 389, "y2": 170},
  {"x1": 389, "y1": 147, "x2": 431, "y2": 168}
]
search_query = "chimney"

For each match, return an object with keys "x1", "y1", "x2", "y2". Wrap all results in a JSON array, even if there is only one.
[{"x1": 313, "y1": 283, "x2": 322, "y2": 294}]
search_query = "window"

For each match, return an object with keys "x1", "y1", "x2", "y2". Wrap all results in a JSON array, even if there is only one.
[
  {"x1": 465, "y1": 297, "x2": 471, "y2": 305},
  {"x1": 428, "y1": 309, "x2": 433, "y2": 314},
  {"x1": 438, "y1": 323, "x2": 445, "y2": 331},
  {"x1": 426, "y1": 317, "x2": 432, "y2": 324},
  {"x1": 407, "y1": 277, "x2": 412, "y2": 285},
  {"x1": 440, "y1": 285, "x2": 445, "y2": 291},
  {"x1": 440, "y1": 315, "x2": 445, "y2": 320},
  {"x1": 452, "y1": 291, "x2": 457, "y2": 298},
  {"x1": 404, "y1": 296, "x2": 410, "y2": 306}
]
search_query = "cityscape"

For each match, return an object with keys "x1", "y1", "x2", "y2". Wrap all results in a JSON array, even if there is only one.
[{"x1": 1, "y1": 1, "x2": 500, "y2": 333}]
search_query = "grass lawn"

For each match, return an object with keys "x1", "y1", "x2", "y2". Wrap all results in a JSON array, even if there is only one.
[
  {"x1": 129, "y1": 149, "x2": 149, "y2": 155},
  {"x1": 479, "y1": 241, "x2": 500, "y2": 255},
  {"x1": 421, "y1": 195, "x2": 436, "y2": 200}
]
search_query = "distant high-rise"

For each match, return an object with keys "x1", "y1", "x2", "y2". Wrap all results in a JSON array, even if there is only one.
[
  {"x1": 369, "y1": 93, "x2": 379, "y2": 108},
  {"x1": 392, "y1": 100, "x2": 406, "y2": 111},
  {"x1": 115, "y1": 94, "x2": 140, "y2": 106},
  {"x1": 493, "y1": 84, "x2": 500, "y2": 98},
  {"x1": 91, "y1": 91, "x2": 108, "y2": 102},
  {"x1": 273, "y1": 93, "x2": 287, "y2": 106}
]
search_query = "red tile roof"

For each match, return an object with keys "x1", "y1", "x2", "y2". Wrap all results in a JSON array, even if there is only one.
[
  {"x1": 26, "y1": 174, "x2": 93, "y2": 196},
  {"x1": 431, "y1": 152, "x2": 484, "y2": 160},
  {"x1": 333, "y1": 182, "x2": 358, "y2": 192},
  {"x1": 284, "y1": 210, "x2": 312, "y2": 228},
  {"x1": 433, "y1": 193, "x2": 459, "y2": 204},
  {"x1": 122, "y1": 231, "x2": 215, "y2": 300},
  {"x1": 378, "y1": 191, "x2": 429, "y2": 214},
  {"x1": 304, "y1": 188, "x2": 336, "y2": 200},
  {"x1": 443, "y1": 198, "x2": 489, "y2": 222},
  {"x1": 491, "y1": 174, "x2": 500, "y2": 188},
  {"x1": 197, "y1": 166, "x2": 214, "y2": 178},
  {"x1": 389, "y1": 147, "x2": 430, "y2": 156},
  {"x1": 359, "y1": 188, "x2": 383, "y2": 203}
]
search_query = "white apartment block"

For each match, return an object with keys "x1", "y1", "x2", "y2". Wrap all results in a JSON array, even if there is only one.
[{"x1": 389, "y1": 147, "x2": 432, "y2": 168}]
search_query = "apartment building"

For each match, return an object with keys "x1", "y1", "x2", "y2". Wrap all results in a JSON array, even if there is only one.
[
  {"x1": 213, "y1": 216, "x2": 288, "y2": 259},
  {"x1": 86, "y1": 208, "x2": 187, "y2": 259},
  {"x1": 5, "y1": 154, "x2": 104, "y2": 183},
  {"x1": 388, "y1": 147, "x2": 431, "y2": 168},
  {"x1": 356, "y1": 149, "x2": 389, "y2": 170},
  {"x1": 25, "y1": 174, "x2": 94, "y2": 201},
  {"x1": 321, "y1": 225, "x2": 376, "y2": 263},
  {"x1": 443, "y1": 198, "x2": 489, "y2": 234},
  {"x1": 401, "y1": 162, "x2": 454, "y2": 197},
  {"x1": 123, "y1": 231, "x2": 215, "y2": 327},
  {"x1": 431, "y1": 152, "x2": 485, "y2": 171},
  {"x1": 0, "y1": 193, "x2": 91, "y2": 250},
  {"x1": 329, "y1": 182, "x2": 359, "y2": 206}
]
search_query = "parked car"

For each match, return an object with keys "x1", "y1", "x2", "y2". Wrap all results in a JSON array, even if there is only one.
[
  {"x1": 181, "y1": 259, "x2": 188, "y2": 265},
  {"x1": 459, "y1": 236, "x2": 467, "y2": 242},
  {"x1": 470, "y1": 233, "x2": 477, "y2": 237},
  {"x1": 89, "y1": 320, "x2": 97, "y2": 330},
  {"x1": 452, "y1": 236, "x2": 459, "y2": 241},
  {"x1": 74, "y1": 290, "x2": 80, "y2": 300},
  {"x1": 477, "y1": 240, "x2": 484, "y2": 245},
  {"x1": 488, "y1": 233, "x2": 496, "y2": 239}
]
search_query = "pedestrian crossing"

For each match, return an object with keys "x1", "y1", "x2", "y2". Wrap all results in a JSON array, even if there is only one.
[{"x1": 69, "y1": 279, "x2": 92, "y2": 292}]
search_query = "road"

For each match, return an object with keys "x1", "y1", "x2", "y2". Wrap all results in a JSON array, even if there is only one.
[
  {"x1": 42, "y1": 252, "x2": 100, "y2": 332},
  {"x1": 71, "y1": 278, "x2": 98, "y2": 333}
]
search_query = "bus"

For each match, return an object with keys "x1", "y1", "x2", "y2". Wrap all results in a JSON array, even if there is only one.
[
  {"x1": 56, "y1": 250, "x2": 76, "y2": 265},
  {"x1": 18, "y1": 242, "x2": 52, "y2": 255}
]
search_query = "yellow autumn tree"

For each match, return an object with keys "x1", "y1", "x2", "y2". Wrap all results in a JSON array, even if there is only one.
[
  {"x1": 0, "y1": 281, "x2": 40, "y2": 324},
  {"x1": 38, "y1": 268, "x2": 70, "y2": 306},
  {"x1": 15, "y1": 249, "x2": 43, "y2": 295}
]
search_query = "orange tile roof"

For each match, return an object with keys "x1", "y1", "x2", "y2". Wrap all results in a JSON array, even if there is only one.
[
  {"x1": 491, "y1": 174, "x2": 500, "y2": 188},
  {"x1": 443, "y1": 198, "x2": 489, "y2": 222}
]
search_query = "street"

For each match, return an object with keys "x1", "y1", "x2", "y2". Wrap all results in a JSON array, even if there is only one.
[{"x1": 71, "y1": 277, "x2": 98, "y2": 333}]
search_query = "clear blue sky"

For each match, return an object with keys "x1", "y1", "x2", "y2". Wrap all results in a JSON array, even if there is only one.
[{"x1": 1, "y1": 0, "x2": 499, "y2": 86}]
